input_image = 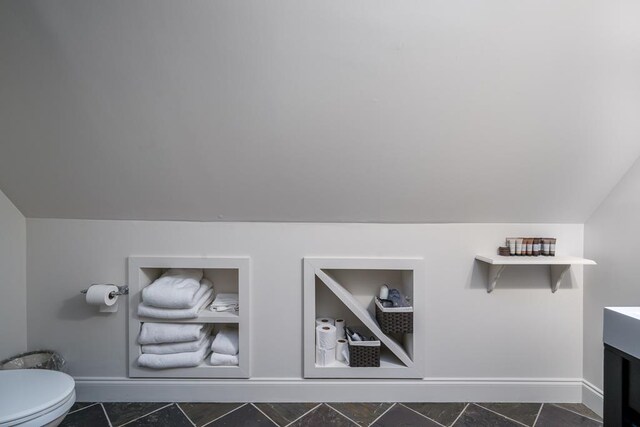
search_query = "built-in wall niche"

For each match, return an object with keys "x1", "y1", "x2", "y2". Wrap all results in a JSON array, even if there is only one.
[
  {"x1": 127, "y1": 256, "x2": 250, "y2": 378},
  {"x1": 304, "y1": 257, "x2": 425, "y2": 379}
]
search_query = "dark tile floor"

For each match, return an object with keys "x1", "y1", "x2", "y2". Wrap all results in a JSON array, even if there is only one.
[{"x1": 63, "y1": 401, "x2": 603, "y2": 427}]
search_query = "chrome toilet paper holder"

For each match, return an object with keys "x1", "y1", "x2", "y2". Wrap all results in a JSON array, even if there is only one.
[{"x1": 81, "y1": 285, "x2": 129, "y2": 298}]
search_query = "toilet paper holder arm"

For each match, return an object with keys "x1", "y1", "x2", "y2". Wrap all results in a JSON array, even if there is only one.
[{"x1": 80, "y1": 285, "x2": 129, "y2": 297}]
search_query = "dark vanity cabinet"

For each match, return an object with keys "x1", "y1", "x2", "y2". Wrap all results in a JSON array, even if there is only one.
[{"x1": 604, "y1": 344, "x2": 640, "y2": 426}]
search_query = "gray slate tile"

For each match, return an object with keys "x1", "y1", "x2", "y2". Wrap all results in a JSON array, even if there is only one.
[
  {"x1": 453, "y1": 404, "x2": 520, "y2": 427},
  {"x1": 125, "y1": 404, "x2": 193, "y2": 427},
  {"x1": 535, "y1": 404, "x2": 602, "y2": 427},
  {"x1": 328, "y1": 403, "x2": 393, "y2": 426},
  {"x1": 476, "y1": 403, "x2": 541, "y2": 426},
  {"x1": 289, "y1": 404, "x2": 357, "y2": 427},
  {"x1": 207, "y1": 404, "x2": 276, "y2": 426},
  {"x1": 60, "y1": 404, "x2": 110, "y2": 427},
  {"x1": 552, "y1": 403, "x2": 602, "y2": 422},
  {"x1": 179, "y1": 403, "x2": 243, "y2": 426},
  {"x1": 402, "y1": 403, "x2": 466, "y2": 426},
  {"x1": 103, "y1": 402, "x2": 170, "y2": 426},
  {"x1": 254, "y1": 403, "x2": 318, "y2": 426},
  {"x1": 372, "y1": 404, "x2": 441, "y2": 427},
  {"x1": 68, "y1": 402, "x2": 97, "y2": 413}
]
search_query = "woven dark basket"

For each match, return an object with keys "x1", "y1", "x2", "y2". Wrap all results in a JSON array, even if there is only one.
[
  {"x1": 375, "y1": 298, "x2": 413, "y2": 334},
  {"x1": 348, "y1": 341, "x2": 380, "y2": 367}
]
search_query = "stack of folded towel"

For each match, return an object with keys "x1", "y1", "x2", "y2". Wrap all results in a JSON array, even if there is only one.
[
  {"x1": 138, "y1": 322, "x2": 212, "y2": 369},
  {"x1": 138, "y1": 269, "x2": 214, "y2": 319},
  {"x1": 209, "y1": 293, "x2": 239, "y2": 313},
  {"x1": 210, "y1": 327, "x2": 239, "y2": 366}
]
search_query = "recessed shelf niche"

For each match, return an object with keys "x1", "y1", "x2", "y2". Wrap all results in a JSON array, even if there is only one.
[
  {"x1": 127, "y1": 256, "x2": 250, "y2": 378},
  {"x1": 304, "y1": 257, "x2": 425, "y2": 379}
]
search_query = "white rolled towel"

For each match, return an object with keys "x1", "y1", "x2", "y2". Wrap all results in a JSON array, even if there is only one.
[
  {"x1": 211, "y1": 327, "x2": 239, "y2": 355},
  {"x1": 138, "y1": 337, "x2": 212, "y2": 369},
  {"x1": 138, "y1": 322, "x2": 208, "y2": 345},
  {"x1": 141, "y1": 326, "x2": 212, "y2": 354},
  {"x1": 138, "y1": 288, "x2": 214, "y2": 319},
  {"x1": 210, "y1": 352, "x2": 239, "y2": 366},
  {"x1": 142, "y1": 269, "x2": 204, "y2": 309}
]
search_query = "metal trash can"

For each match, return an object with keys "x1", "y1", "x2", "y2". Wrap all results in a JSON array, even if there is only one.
[{"x1": 0, "y1": 350, "x2": 65, "y2": 371}]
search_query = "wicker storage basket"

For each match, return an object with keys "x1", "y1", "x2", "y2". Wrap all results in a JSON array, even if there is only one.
[
  {"x1": 347, "y1": 330, "x2": 380, "y2": 367},
  {"x1": 375, "y1": 297, "x2": 413, "y2": 334}
]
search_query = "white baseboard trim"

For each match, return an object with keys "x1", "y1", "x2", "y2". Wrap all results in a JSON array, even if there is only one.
[
  {"x1": 582, "y1": 379, "x2": 604, "y2": 418},
  {"x1": 75, "y1": 377, "x2": 584, "y2": 403}
]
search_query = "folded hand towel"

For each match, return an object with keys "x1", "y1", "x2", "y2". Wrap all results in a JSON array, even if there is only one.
[
  {"x1": 141, "y1": 326, "x2": 212, "y2": 354},
  {"x1": 138, "y1": 337, "x2": 212, "y2": 369},
  {"x1": 211, "y1": 293, "x2": 238, "y2": 306},
  {"x1": 209, "y1": 293, "x2": 239, "y2": 312},
  {"x1": 142, "y1": 269, "x2": 204, "y2": 309},
  {"x1": 138, "y1": 288, "x2": 214, "y2": 319},
  {"x1": 138, "y1": 322, "x2": 208, "y2": 345},
  {"x1": 210, "y1": 352, "x2": 239, "y2": 366},
  {"x1": 210, "y1": 327, "x2": 239, "y2": 355}
]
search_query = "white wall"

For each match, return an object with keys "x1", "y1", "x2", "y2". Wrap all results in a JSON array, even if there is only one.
[
  {"x1": 27, "y1": 219, "x2": 586, "y2": 401},
  {"x1": 0, "y1": 189, "x2": 26, "y2": 361},
  {"x1": 2, "y1": 0, "x2": 640, "y2": 223},
  {"x1": 584, "y1": 158, "x2": 640, "y2": 402}
]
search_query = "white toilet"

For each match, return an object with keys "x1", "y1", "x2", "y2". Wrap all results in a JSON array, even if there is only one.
[{"x1": 0, "y1": 369, "x2": 76, "y2": 427}]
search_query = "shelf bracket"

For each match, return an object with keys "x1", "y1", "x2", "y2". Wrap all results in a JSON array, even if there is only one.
[
  {"x1": 487, "y1": 265, "x2": 506, "y2": 293},
  {"x1": 550, "y1": 265, "x2": 570, "y2": 293}
]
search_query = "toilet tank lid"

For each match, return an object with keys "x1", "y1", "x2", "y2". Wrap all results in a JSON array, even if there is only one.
[{"x1": 0, "y1": 369, "x2": 75, "y2": 424}]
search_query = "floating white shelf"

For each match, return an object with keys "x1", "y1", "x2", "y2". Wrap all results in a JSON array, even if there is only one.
[
  {"x1": 304, "y1": 257, "x2": 425, "y2": 379},
  {"x1": 128, "y1": 256, "x2": 250, "y2": 379},
  {"x1": 475, "y1": 254, "x2": 596, "y2": 293}
]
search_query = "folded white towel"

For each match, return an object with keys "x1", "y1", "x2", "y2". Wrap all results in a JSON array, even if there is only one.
[
  {"x1": 138, "y1": 322, "x2": 208, "y2": 345},
  {"x1": 190, "y1": 278, "x2": 214, "y2": 305},
  {"x1": 142, "y1": 269, "x2": 204, "y2": 309},
  {"x1": 209, "y1": 293, "x2": 239, "y2": 312},
  {"x1": 138, "y1": 337, "x2": 212, "y2": 369},
  {"x1": 138, "y1": 288, "x2": 214, "y2": 319},
  {"x1": 211, "y1": 327, "x2": 239, "y2": 355},
  {"x1": 141, "y1": 326, "x2": 212, "y2": 354},
  {"x1": 210, "y1": 293, "x2": 238, "y2": 307},
  {"x1": 210, "y1": 352, "x2": 239, "y2": 366}
]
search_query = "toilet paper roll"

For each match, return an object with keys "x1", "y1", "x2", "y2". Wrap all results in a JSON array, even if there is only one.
[
  {"x1": 334, "y1": 319, "x2": 346, "y2": 339},
  {"x1": 335, "y1": 339, "x2": 348, "y2": 363},
  {"x1": 316, "y1": 346, "x2": 336, "y2": 367},
  {"x1": 315, "y1": 317, "x2": 335, "y2": 326},
  {"x1": 316, "y1": 324, "x2": 337, "y2": 350},
  {"x1": 86, "y1": 284, "x2": 119, "y2": 313}
]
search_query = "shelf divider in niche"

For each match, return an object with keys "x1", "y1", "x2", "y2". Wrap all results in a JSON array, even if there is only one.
[
  {"x1": 304, "y1": 257, "x2": 425, "y2": 379},
  {"x1": 127, "y1": 256, "x2": 250, "y2": 379}
]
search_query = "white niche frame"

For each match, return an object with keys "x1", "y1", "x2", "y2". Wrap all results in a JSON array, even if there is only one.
[
  {"x1": 128, "y1": 256, "x2": 251, "y2": 378},
  {"x1": 304, "y1": 257, "x2": 425, "y2": 379}
]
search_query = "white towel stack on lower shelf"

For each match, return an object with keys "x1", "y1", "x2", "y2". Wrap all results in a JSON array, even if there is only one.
[
  {"x1": 210, "y1": 326, "x2": 239, "y2": 366},
  {"x1": 138, "y1": 268, "x2": 214, "y2": 319},
  {"x1": 138, "y1": 322, "x2": 212, "y2": 369}
]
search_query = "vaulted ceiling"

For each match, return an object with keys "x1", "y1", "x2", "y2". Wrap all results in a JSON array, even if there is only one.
[{"x1": 1, "y1": 0, "x2": 639, "y2": 222}]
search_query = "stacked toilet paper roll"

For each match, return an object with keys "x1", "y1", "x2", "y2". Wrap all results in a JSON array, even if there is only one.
[
  {"x1": 315, "y1": 317, "x2": 335, "y2": 326},
  {"x1": 315, "y1": 324, "x2": 336, "y2": 366},
  {"x1": 336, "y1": 338, "x2": 349, "y2": 364},
  {"x1": 334, "y1": 319, "x2": 345, "y2": 339}
]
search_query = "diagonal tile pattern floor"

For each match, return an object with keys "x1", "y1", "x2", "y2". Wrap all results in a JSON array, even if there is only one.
[{"x1": 63, "y1": 401, "x2": 603, "y2": 427}]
